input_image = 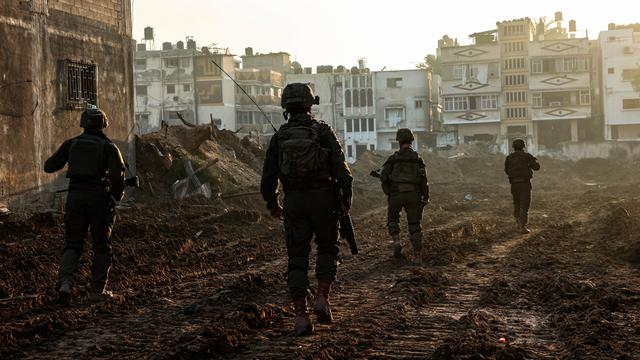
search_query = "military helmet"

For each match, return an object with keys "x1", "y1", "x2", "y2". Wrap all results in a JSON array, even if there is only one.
[
  {"x1": 281, "y1": 83, "x2": 319, "y2": 112},
  {"x1": 80, "y1": 107, "x2": 109, "y2": 129},
  {"x1": 512, "y1": 138, "x2": 525, "y2": 150},
  {"x1": 396, "y1": 128, "x2": 415, "y2": 143}
]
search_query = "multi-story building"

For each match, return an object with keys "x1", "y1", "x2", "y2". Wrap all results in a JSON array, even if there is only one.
[
  {"x1": 1, "y1": 0, "x2": 134, "y2": 202},
  {"x1": 439, "y1": 13, "x2": 598, "y2": 152},
  {"x1": 341, "y1": 60, "x2": 376, "y2": 162},
  {"x1": 438, "y1": 31, "x2": 502, "y2": 145},
  {"x1": 134, "y1": 39, "x2": 198, "y2": 133},
  {"x1": 194, "y1": 51, "x2": 239, "y2": 130},
  {"x1": 373, "y1": 69, "x2": 435, "y2": 151},
  {"x1": 598, "y1": 24, "x2": 640, "y2": 140}
]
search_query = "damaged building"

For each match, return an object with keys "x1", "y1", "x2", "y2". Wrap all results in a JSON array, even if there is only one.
[{"x1": 0, "y1": 0, "x2": 134, "y2": 204}]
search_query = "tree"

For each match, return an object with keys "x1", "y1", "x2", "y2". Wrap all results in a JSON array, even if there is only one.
[{"x1": 416, "y1": 54, "x2": 441, "y2": 74}]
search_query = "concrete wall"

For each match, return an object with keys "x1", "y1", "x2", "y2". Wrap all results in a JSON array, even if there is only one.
[
  {"x1": 546, "y1": 140, "x2": 640, "y2": 160},
  {"x1": 0, "y1": 0, "x2": 134, "y2": 203}
]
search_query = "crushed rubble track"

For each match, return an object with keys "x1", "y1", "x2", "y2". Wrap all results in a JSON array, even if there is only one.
[{"x1": 2, "y1": 143, "x2": 640, "y2": 359}]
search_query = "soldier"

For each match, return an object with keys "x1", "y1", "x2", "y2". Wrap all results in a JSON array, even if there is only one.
[
  {"x1": 44, "y1": 107, "x2": 125, "y2": 305},
  {"x1": 380, "y1": 129, "x2": 429, "y2": 263},
  {"x1": 504, "y1": 138, "x2": 540, "y2": 234},
  {"x1": 261, "y1": 83, "x2": 353, "y2": 336}
]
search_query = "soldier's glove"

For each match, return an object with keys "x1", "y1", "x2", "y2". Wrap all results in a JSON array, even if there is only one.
[{"x1": 269, "y1": 205, "x2": 283, "y2": 219}]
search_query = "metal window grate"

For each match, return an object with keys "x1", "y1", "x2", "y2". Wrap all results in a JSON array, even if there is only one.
[{"x1": 66, "y1": 60, "x2": 97, "y2": 108}]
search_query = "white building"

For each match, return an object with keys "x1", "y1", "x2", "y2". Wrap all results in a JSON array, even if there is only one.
[
  {"x1": 194, "y1": 51, "x2": 239, "y2": 131},
  {"x1": 373, "y1": 69, "x2": 433, "y2": 151},
  {"x1": 134, "y1": 41, "x2": 198, "y2": 133},
  {"x1": 598, "y1": 24, "x2": 640, "y2": 140}
]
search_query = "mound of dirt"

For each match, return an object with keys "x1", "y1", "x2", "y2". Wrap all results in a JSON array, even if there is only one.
[{"x1": 135, "y1": 124, "x2": 265, "y2": 202}]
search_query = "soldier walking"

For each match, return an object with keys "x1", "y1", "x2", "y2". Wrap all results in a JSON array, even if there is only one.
[
  {"x1": 44, "y1": 107, "x2": 125, "y2": 305},
  {"x1": 379, "y1": 129, "x2": 429, "y2": 263},
  {"x1": 504, "y1": 138, "x2": 540, "y2": 234},
  {"x1": 261, "y1": 83, "x2": 353, "y2": 336}
]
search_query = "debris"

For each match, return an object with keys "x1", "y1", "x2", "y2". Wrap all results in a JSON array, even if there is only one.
[
  {"x1": 464, "y1": 194, "x2": 473, "y2": 201},
  {"x1": 171, "y1": 158, "x2": 219, "y2": 200},
  {"x1": 0, "y1": 203, "x2": 10, "y2": 218}
]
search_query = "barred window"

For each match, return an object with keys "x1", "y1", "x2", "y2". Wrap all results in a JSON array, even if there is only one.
[{"x1": 65, "y1": 60, "x2": 97, "y2": 108}]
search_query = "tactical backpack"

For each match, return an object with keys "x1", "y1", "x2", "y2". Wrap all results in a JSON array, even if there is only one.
[
  {"x1": 506, "y1": 152, "x2": 532, "y2": 180},
  {"x1": 277, "y1": 122, "x2": 329, "y2": 179},
  {"x1": 67, "y1": 134, "x2": 107, "y2": 178}
]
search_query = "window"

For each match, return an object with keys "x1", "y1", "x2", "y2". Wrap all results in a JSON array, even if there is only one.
[
  {"x1": 504, "y1": 74, "x2": 526, "y2": 86},
  {"x1": 166, "y1": 84, "x2": 175, "y2": 94},
  {"x1": 360, "y1": 89, "x2": 367, "y2": 107},
  {"x1": 135, "y1": 113, "x2": 149, "y2": 121},
  {"x1": 415, "y1": 100, "x2": 423, "y2": 109},
  {"x1": 532, "y1": 92, "x2": 542, "y2": 107},
  {"x1": 181, "y1": 58, "x2": 191, "y2": 68},
  {"x1": 361, "y1": 118, "x2": 367, "y2": 132},
  {"x1": 65, "y1": 60, "x2": 97, "y2": 108},
  {"x1": 164, "y1": 58, "x2": 179, "y2": 67},
  {"x1": 453, "y1": 65, "x2": 465, "y2": 79},
  {"x1": 347, "y1": 145, "x2": 353, "y2": 158},
  {"x1": 480, "y1": 95, "x2": 498, "y2": 109},
  {"x1": 346, "y1": 119, "x2": 353, "y2": 132},
  {"x1": 444, "y1": 96, "x2": 468, "y2": 111},
  {"x1": 135, "y1": 58, "x2": 147, "y2": 70},
  {"x1": 353, "y1": 90, "x2": 360, "y2": 107},
  {"x1": 580, "y1": 90, "x2": 591, "y2": 105},
  {"x1": 608, "y1": 67, "x2": 615, "y2": 74},
  {"x1": 506, "y1": 107, "x2": 527, "y2": 119},
  {"x1": 623, "y1": 98, "x2": 640, "y2": 110},
  {"x1": 504, "y1": 41, "x2": 524, "y2": 53},
  {"x1": 504, "y1": 58, "x2": 525, "y2": 70},
  {"x1": 387, "y1": 78, "x2": 403, "y2": 88},
  {"x1": 196, "y1": 80, "x2": 222, "y2": 104},
  {"x1": 506, "y1": 91, "x2": 526, "y2": 104},
  {"x1": 367, "y1": 89, "x2": 373, "y2": 107},
  {"x1": 368, "y1": 118, "x2": 374, "y2": 132},
  {"x1": 622, "y1": 69, "x2": 640, "y2": 81},
  {"x1": 370, "y1": 144, "x2": 375, "y2": 151},
  {"x1": 345, "y1": 89, "x2": 351, "y2": 107},
  {"x1": 135, "y1": 85, "x2": 148, "y2": 96},
  {"x1": 183, "y1": 84, "x2": 191, "y2": 92},
  {"x1": 352, "y1": 76, "x2": 359, "y2": 88},
  {"x1": 237, "y1": 111, "x2": 252, "y2": 125},
  {"x1": 385, "y1": 107, "x2": 404, "y2": 127},
  {"x1": 354, "y1": 118, "x2": 360, "y2": 131},
  {"x1": 531, "y1": 59, "x2": 542, "y2": 73}
]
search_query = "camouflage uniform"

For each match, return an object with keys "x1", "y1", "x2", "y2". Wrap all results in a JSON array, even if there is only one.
[
  {"x1": 504, "y1": 139, "x2": 540, "y2": 233},
  {"x1": 44, "y1": 108, "x2": 125, "y2": 304},
  {"x1": 380, "y1": 129, "x2": 429, "y2": 259},
  {"x1": 261, "y1": 83, "x2": 352, "y2": 335}
]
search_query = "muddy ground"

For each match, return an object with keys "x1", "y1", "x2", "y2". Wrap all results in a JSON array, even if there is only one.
[{"x1": 2, "y1": 138, "x2": 640, "y2": 359}]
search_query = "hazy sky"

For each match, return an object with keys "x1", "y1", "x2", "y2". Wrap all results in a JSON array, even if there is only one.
[{"x1": 132, "y1": 0, "x2": 638, "y2": 71}]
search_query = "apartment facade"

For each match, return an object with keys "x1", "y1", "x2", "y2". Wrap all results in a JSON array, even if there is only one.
[
  {"x1": 438, "y1": 15, "x2": 598, "y2": 152},
  {"x1": 598, "y1": 24, "x2": 640, "y2": 140},
  {"x1": 194, "y1": 52, "x2": 238, "y2": 130}
]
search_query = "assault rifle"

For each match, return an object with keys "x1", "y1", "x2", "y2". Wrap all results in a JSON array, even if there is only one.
[{"x1": 335, "y1": 184, "x2": 358, "y2": 255}]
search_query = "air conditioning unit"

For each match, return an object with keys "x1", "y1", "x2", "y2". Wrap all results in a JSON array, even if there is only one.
[
  {"x1": 549, "y1": 101, "x2": 562, "y2": 107},
  {"x1": 624, "y1": 46, "x2": 634, "y2": 54}
]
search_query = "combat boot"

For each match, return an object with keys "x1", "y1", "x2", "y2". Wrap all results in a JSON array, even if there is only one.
[
  {"x1": 391, "y1": 233, "x2": 402, "y2": 258},
  {"x1": 292, "y1": 297, "x2": 314, "y2": 336},
  {"x1": 58, "y1": 282, "x2": 71, "y2": 306},
  {"x1": 520, "y1": 225, "x2": 531, "y2": 234},
  {"x1": 313, "y1": 280, "x2": 333, "y2": 323},
  {"x1": 89, "y1": 290, "x2": 116, "y2": 303}
]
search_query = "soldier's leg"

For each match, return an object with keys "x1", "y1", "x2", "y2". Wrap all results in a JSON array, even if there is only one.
[
  {"x1": 283, "y1": 199, "x2": 313, "y2": 299},
  {"x1": 59, "y1": 192, "x2": 89, "y2": 288},
  {"x1": 405, "y1": 194, "x2": 424, "y2": 252},
  {"x1": 88, "y1": 193, "x2": 115, "y2": 295},
  {"x1": 511, "y1": 184, "x2": 521, "y2": 223},
  {"x1": 387, "y1": 194, "x2": 403, "y2": 257},
  {"x1": 310, "y1": 190, "x2": 339, "y2": 323},
  {"x1": 519, "y1": 183, "x2": 532, "y2": 226}
]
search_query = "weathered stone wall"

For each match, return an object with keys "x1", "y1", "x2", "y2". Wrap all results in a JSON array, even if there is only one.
[{"x1": 0, "y1": 0, "x2": 134, "y2": 205}]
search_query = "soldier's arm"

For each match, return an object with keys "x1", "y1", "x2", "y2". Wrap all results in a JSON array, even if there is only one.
[
  {"x1": 379, "y1": 158, "x2": 393, "y2": 195},
  {"x1": 418, "y1": 159, "x2": 429, "y2": 198},
  {"x1": 326, "y1": 127, "x2": 353, "y2": 198},
  {"x1": 44, "y1": 140, "x2": 72, "y2": 173},
  {"x1": 106, "y1": 143, "x2": 126, "y2": 201},
  {"x1": 260, "y1": 135, "x2": 280, "y2": 209},
  {"x1": 504, "y1": 156, "x2": 509, "y2": 175},
  {"x1": 529, "y1": 154, "x2": 541, "y2": 171}
]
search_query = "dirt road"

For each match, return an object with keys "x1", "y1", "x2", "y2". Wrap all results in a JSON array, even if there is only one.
[{"x1": 2, "y1": 155, "x2": 640, "y2": 359}]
